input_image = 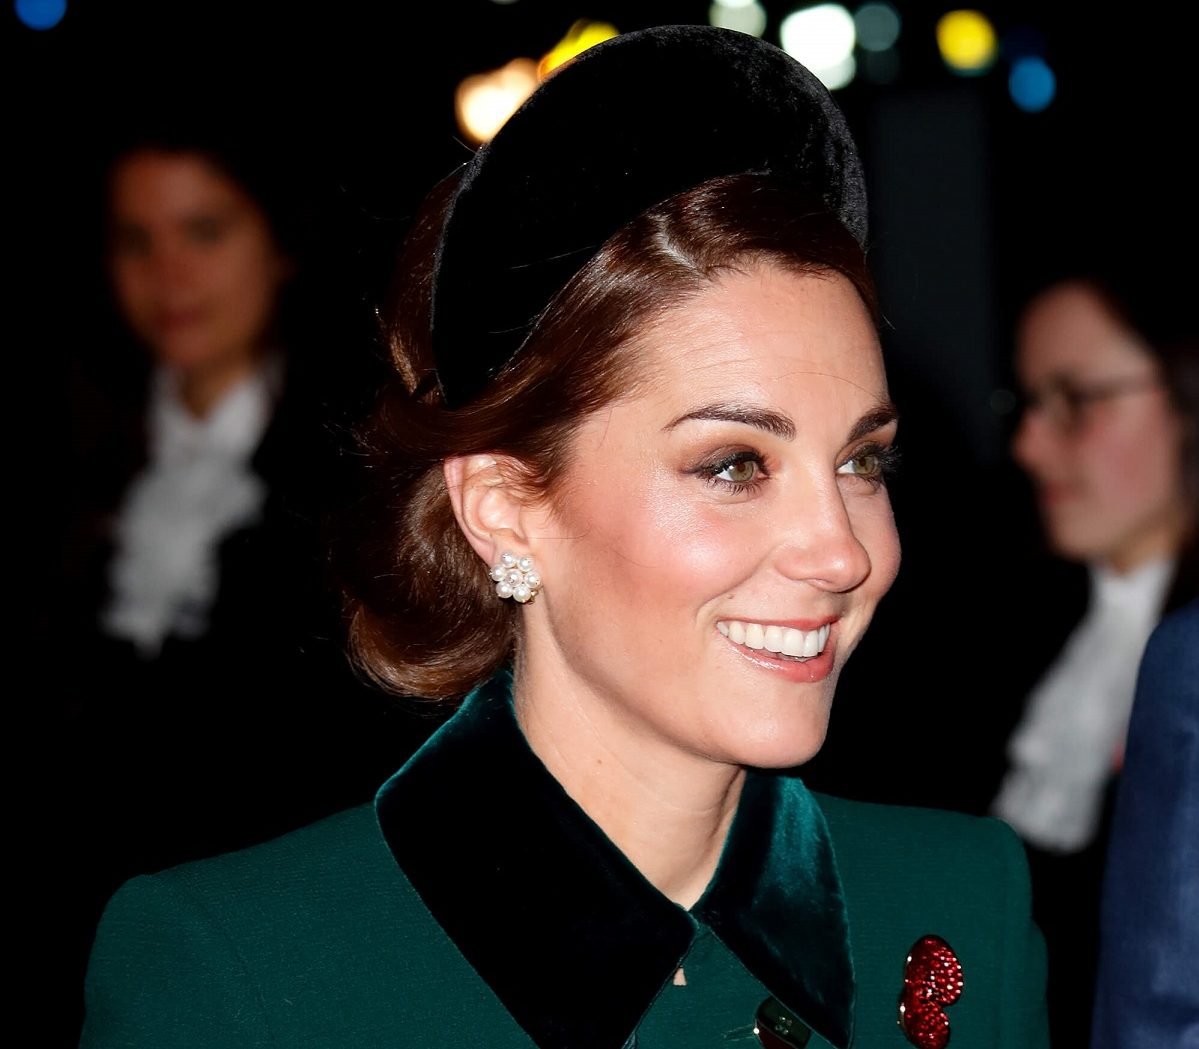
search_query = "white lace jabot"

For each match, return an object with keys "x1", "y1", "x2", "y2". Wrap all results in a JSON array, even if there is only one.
[
  {"x1": 101, "y1": 365, "x2": 276, "y2": 656},
  {"x1": 991, "y1": 556, "x2": 1174, "y2": 852}
]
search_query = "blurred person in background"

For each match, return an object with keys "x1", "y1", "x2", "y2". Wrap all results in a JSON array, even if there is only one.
[
  {"x1": 990, "y1": 268, "x2": 1197, "y2": 1048},
  {"x1": 64, "y1": 123, "x2": 316, "y2": 692},
  {"x1": 49, "y1": 115, "x2": 425, "y2": 1047}
]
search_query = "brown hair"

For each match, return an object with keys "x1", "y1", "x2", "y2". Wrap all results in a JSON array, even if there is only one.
[
  {"x1": 1079, "y1": 277, "x2": 1199, "y2": 606},
  {"x1": 342, "y1": 173, "x2": 878, "y2": 700},
  {"x1": 1080, "y1": 277, "x2": 1199, "y2": 513}
]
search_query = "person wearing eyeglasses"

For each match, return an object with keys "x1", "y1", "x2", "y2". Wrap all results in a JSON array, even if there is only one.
[{"x1": 990, "y1": 272, "x2": 1197, "y2": 1048}]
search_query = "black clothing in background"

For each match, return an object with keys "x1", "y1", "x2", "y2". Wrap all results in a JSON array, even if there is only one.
[{"x1": 45, "y1": 350, "x2": 442, "y2": 1049}]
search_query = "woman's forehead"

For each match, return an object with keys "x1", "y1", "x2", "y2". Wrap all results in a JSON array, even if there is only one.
[
  {"x1": 1018, "y1": 283, "x2": 1153, "y2": 379},
  {"x1": 628, "y1": 267, "x2": 886, "y2": 402}
]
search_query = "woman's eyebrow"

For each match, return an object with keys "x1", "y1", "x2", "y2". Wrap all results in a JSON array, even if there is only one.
[
  {"x1": 663, "y1": 403, "x2": 797, "y2": 439},
  {"x1": 663, "y1": 401, "x2": 900, "y2": 442},
  {"x1": 847, "y1": 402, "x2": 900, "y2": 443}
]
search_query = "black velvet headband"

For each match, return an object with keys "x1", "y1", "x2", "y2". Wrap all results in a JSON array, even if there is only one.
[{"x1": 430, "y1": 24, "x2": 867, "y2": 408}]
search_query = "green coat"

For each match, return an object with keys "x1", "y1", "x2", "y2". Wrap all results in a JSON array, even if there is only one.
[{"x1": 81, "y1": 676, "x2": 1048, "y2": 1048}]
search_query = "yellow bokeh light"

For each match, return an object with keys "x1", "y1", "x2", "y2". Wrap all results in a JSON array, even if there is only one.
[
  {"x1": 936, "y1": 9, "x2": 997, "y2": 74},
  {"x1": 538, "y1": 20, "x2": 619, "y2": 79}
]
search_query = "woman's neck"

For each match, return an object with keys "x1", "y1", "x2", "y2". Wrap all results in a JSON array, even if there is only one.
[
  {"x1": 173, "y1": 354, "x2": 262, "y2": 419},
  {"x1": 1101, "y1": 497, "x2": 1192, "y2": 576},
  {"x1": 513, "y1": 659, "x2": 745, "y2": 910}
]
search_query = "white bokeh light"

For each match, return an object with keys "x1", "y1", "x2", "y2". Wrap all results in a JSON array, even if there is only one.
[
  {"x1": 780, "y1": 5, "x2": 857, "y2": 88},
  {"x1": 709, "y1": 1, "x2": 768, "y2": 37},
  {"x1": 455, "y1": 59, "x2": 540, "y2": 145}
]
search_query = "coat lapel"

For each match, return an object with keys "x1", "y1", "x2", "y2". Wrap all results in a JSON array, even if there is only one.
[{"x1": 376, "y1": 673, "x2": 854, "y2": 1049}]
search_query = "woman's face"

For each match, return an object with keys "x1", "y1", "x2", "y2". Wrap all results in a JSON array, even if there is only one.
[
  {"x1": 523, "y1": 265, "x2": 900, "y2": 771},
  {"x1": 1012, "y1": 281, "x2": 1188, "y2": 572},
  {"x1": 108, "y1": 150, "x2": 291, "y2": 373}
]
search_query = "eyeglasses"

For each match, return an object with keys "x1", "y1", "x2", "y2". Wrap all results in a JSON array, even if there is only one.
[{"x1": 1018, "y1": 374, "x2": 1162, "y2": 434}]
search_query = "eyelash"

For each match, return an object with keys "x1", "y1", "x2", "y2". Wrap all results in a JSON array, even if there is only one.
[
  {"x1": 694, "y1": 450, "x2": 769, "y2": 494},
  {"x1": 837, "y1": 443, "x2": 901, "y2": 489},
  {"x1": 691, "y1": 442, "x2": 899, "y2": 495}
]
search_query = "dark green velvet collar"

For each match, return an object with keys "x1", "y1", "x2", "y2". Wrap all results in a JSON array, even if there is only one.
[{"x1": 375, "y1": 674, "x2": 854, "y2": 1049}]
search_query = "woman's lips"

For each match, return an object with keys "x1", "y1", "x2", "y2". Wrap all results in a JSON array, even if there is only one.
[
  {"x1": 154, "y1": 307, "x2": 208, "y2": 333},
  {"x1": 716, "y1": 618, "x2": 838, "y2": 683},
  {"x1": 1036, "y1": 479, "x2": 1081, "y2": 506}
]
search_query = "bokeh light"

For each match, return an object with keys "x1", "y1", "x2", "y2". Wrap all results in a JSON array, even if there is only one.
[
  {"x1": 1009, "y1": 56, "x2": 1056, "y2": 112},
  {"x1": 780, "y1": 4, "x2": 857, "y2": 89},
  {"x1": 539, "y1": 20, "x2": 619, "y2": 78},
  {"x1": 455, "y1": 58, "x2": 540, "y2": 145},
  {"x1": 15, "y1": 0, "x2": 67, "y2": 30},
  {"x1": 936, "y1": 10, "x2": 998, "y2": 75},
  {"x1": 854, "y1": 2, "x2": 900, "y2": 52},
  {"x1": 709, "y1": 0, "x2": 768, "y2": 37}
]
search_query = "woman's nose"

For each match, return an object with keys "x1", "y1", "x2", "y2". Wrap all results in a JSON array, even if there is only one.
[
  {"x1": 1012, "y1": 405, "x2": 1056, "y2": 476},
  {"x1": 142, "y1": 241, "x2": 195, "y2": 289},
  {"x1": 773, "y1": 480, "x2": 873, "y2": 593}
]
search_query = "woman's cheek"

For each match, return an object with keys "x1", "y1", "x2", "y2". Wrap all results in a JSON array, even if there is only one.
[
  {"x1": 864, "y1": 492, "x2": 901, "y2": 592},
  {"x1": 626, "y1": 479, "x2": 752, "y2": 586}
]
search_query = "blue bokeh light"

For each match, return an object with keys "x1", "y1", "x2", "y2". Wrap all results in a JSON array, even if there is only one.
[
  {"x1": 1009, "y1": 56, "x2": 1056, "y2": 112},
  {"x1": 15, "y1": 0, "x2": 67, "y2": 30}
]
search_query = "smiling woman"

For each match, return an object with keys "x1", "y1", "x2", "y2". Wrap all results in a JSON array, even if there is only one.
[
  {"x1": 80, "y1": 26, "x2": 1049, "y2": 1049},
  {"x1": 499, "y1": 266, "x2": 900, "y2": 785}
]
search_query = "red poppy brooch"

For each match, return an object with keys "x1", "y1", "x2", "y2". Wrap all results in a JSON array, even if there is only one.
[{"x1": 897, "y1": 935, "x2": 964, "y2": 1049}]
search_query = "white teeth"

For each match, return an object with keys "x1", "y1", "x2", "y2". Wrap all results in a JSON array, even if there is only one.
[
  {"x1": 717, "y1": 620, "x2": 831, "y2": 659},
  {"x1": 780, "y1": 628, "x2": 807, "y2": 657}
]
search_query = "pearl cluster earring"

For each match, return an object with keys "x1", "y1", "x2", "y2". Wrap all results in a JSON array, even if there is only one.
[{"x1": 489, "y1": 551, "x2": 542, "y2": 603}]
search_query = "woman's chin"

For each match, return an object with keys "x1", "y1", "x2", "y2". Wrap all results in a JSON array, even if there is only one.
[
  {"x1": 714, "y1": 713, "x2": 832, "y2": 772},
  {"x1": 146, "y1": 332, "x2": 259, "y2": 376}
]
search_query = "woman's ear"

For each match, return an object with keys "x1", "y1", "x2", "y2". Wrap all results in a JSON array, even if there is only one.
[{"x1": 443, "y1": 454, "x2": 536, "y2": 566}]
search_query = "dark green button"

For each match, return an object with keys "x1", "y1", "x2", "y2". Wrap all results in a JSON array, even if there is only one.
[{"x1": 754, "y1": 997, "x2": 812, "y2": 1048}]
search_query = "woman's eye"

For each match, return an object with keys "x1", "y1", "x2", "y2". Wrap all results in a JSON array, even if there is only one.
[
  {"x1": 714, "y1": 457, "x2": 761, "y2": 484},
  {"x1": 838, "y1": 452, "x2": 880, "y2": 478},
  {"x1": 694, "y1": 450, "x2": 768, "y2": 492},
  {"x1": 186, "y1": 216, "x2": 227, "y2": 244},
  {"x1": 837, "y1": 444, "x2": 897, "y2": 485}
]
